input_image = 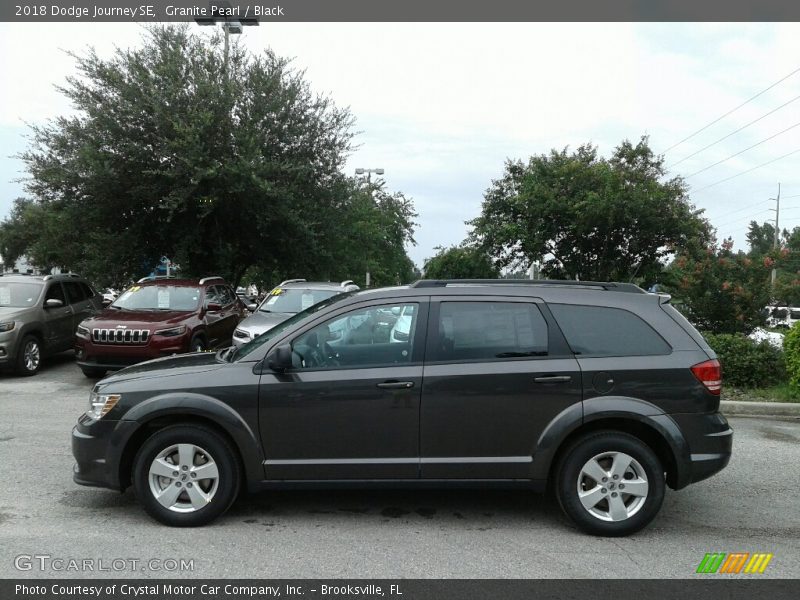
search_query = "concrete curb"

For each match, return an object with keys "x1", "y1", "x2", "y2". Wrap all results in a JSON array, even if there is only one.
[{"x1": 721, "y1": 400, "x2": 800, "y2": 418}]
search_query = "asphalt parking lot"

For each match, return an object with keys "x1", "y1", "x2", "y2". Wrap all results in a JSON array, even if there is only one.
[{"x1": 1, "y1": 354, "x2": 799, "y2": 579}]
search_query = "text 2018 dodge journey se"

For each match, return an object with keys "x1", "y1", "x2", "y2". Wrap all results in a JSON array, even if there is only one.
[{"x1": 71, "y1": 279, "x2": 731, "y2": 536}]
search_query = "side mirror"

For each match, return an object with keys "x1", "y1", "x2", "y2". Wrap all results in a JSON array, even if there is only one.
[
  {"x1": 247, "y1": 303, "x2": 258, "y2": 312},
  {"x1": 206, "y1": 302, "x2": 222, "y2": 312},
  {"x1": 267, "y1": 344, "x2": 293, "y2": 372},
  {"x1": 102, "y1": 299, "x2": 112, "y2": 307},
  {"x1": 45, "y1": 299, "x2": 64, "y2": 309}
]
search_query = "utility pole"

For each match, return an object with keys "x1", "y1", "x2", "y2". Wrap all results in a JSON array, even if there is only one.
[
  {"x1": 770, "y1": 183, "x2": 781, "y2": 288},
  {"x1": 354, "y1": 168, "x2": 385, "y2": 288}
]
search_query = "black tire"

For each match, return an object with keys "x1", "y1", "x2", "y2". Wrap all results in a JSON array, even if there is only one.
[
  {"x1": 16, "y1": 335, "x2": 42, "y2": 376},
  {"x1": 190, "y1": 334, "x2": 206, "y2": 353},
  {"x1": 555, "y1": 431, "x2": 665, "y2": 537},
  {"x1": 133, "y1": 425, "x2": 241, "y2": 527},
  {"x1": 81, "y1": 367, "x2": 107, "y2": 378}
]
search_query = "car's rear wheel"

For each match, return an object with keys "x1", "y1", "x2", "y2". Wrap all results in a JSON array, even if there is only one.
[
  {"x1": 555, "y1": 431, "x2": 665, "y2": 537},
  {"x1": 16, "y1": 335, "x2": 42, "y2": 376},
  {"x1": 133, "y1": 425, "x2": 240, "y2": 526}
]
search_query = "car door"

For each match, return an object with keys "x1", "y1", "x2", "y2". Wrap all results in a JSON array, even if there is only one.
[
  {"x1": 216, "y1": 285, "x2": 240, "y2": 343},
  {"x1": 202, "y1": 285, "x2": 225, "y2": 346},
  {"x1": 41, "y1": 282, "x2": 74, "y2": 352},
  {"x1": 63, "y1": 281, "x2": 93, "y2": 331},
  {"x1": 258, "y1": 299, "x2": 429, "y2": 480},
  {"x1": 420, "y1": 296, "x2": 582, "y2": 479}
]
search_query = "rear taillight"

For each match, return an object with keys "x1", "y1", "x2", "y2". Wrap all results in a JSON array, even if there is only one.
[{"x1": 691, "y1": 359, "x2": 722, "y2": 395}]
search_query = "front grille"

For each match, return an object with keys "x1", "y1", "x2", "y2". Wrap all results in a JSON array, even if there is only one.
[{"x1": 92, "y1": 328, "x2": 150, "y2": 344}]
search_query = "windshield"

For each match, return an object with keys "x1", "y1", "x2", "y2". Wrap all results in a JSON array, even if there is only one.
[
  {"x1": 113, "y1": 285, "x2": 200, "y2": 311},
  {"x1": 0, "y1": 282, "x2": 43, "y2": 308},
  {"x1": 235, "y1": 291, "x2": 355, "y2": 360},
  {"x1": 259, "y1": 287, "x2": 340, "y2": 314}
]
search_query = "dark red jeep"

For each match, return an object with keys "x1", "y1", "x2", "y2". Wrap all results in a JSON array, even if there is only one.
[{"x1": 74, "y1": 276, "x2": 247, "y2": 377}]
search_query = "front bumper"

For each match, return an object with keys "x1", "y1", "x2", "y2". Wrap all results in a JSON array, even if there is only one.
[
  {"x1": 75, "y1": 334, "x2": 190, "y2": 370},
  {"x1": 71, "y1": 414, "x2": 138, "y2": 490}
]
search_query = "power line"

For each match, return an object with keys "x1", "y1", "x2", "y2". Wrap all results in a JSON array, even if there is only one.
[
  {"x1": 662, "y1": 64, "x2": 800, "y2": 154},
  {"x1": 692, "y1": 148, "x2": 800, "y2": 192},
  {"x1": 667, "y1": 93, "x2": 800, "y2": 169},
  {"x1": 715, "y1": 208, "x2": 772, "y2": 229},
  {"x1": 685, "y1": 121, "x2": 800, "y2": 179}
]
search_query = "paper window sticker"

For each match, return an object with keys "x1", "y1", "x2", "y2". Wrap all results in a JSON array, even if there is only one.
[{"x1": 157, "y1": 289, "x2": 170, "y2": 308}]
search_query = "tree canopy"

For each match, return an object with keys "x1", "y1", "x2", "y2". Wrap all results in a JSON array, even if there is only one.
[
  {"x1": 423, "y1": 245, "x2": 499, "y2": 279},
  {"x1": 469, "y1": 138, "x2": 712, "y2": 283},
  {"x1": 0, "y1": 26, "x2": 416, "y2": 288}
]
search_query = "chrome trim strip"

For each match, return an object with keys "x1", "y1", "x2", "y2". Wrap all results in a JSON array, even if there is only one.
[{"x1": 262, "y1": 456, "x2": 532, "y2": 465}]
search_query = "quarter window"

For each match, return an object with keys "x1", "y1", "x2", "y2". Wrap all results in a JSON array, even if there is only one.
[
  {"x1": 292, "y1": 303, "x2": 419, "y2": 370},
  {"x1": 549, "y1": 304, "x2": 671, "y2": 357},
  {"x1": 430, "y1": 301, "x2": 548, "y2": 362}
]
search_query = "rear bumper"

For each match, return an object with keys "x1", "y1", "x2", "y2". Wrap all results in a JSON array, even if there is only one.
[{"x1": 671, "y1": 411, "x2": 733, "y2": 487}]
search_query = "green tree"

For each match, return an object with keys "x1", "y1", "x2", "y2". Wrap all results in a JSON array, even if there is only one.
[
  {"x1": 665, "y1": 238, "x2": 773, "y2": 334},
  {"x1": 0, "y1": 26, "x2": 415, "y2": 288},
  {"x1": 469, "y1": 137, "x2": 711, "y2": 282},
  {"x1": 423, "y1": 245, "x2": 499, "y2": 279}
]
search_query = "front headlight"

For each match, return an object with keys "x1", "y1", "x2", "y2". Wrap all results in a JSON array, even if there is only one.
[
  {"x1": 0, "y1": 322, "x2": 15, "y2": 333},
  {"x1": 87, "y1": 392, "x2": 121, "y2": 419},
  {"x1": 154, "y1": 325, "x2": 187, "y2": 337},
  {"x1": 76, "y1": 324, "x2": 90, "y2": 337}
]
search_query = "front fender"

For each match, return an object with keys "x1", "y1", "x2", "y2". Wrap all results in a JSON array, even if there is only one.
[{"x1": 120, "y1": 393, "x2": 264, "y2": 486}]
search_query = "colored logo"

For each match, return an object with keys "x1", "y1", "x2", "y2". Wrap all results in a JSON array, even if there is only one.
[{"x1": 696, "y1": 552, "x2": 773, "y2": 574}]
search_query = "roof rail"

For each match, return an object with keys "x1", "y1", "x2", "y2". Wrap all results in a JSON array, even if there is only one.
[
  {"x1": 137, "y1": 275, "x2": 178, "y2": 283},
  {"x1": 198, "y1": 276, "x2": 224, "y2": 285},
  {"x1": 43, "y1": 272, "x2": 80, "y2": 281},
  {"x1": 340, "y1": 280, "x2": 356, "y2": 288},
  {"x1": 409, "y1": 279, "x2": 646, "y2": 293},
  {"x1": 279, "y1": 278, "x2": 306, "y2": 286}
]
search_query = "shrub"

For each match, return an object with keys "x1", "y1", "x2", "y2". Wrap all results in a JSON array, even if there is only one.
[
  {"x1": 783, "y1": 323, "x2": 800, "y2": 392},
  {"x1": 703, "y1": 332, "x2": 785, "y2": 389}
]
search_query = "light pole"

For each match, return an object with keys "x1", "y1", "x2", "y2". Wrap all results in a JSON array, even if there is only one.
[
  {"x1": 195, "y1": 1, "x2": 259, "y2": 72},
  {"x1": 355, "y1": 168, "x2": 385, "y2": 287}
]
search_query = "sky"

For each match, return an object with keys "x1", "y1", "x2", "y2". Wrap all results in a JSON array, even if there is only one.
[{"x1": 2, "y1": 22, "x2": 800, "y2": 269}]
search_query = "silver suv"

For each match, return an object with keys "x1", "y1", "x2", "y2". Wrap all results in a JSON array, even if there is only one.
[
  {"x1": 0, "y1": 273, "x2": 103, "y2": 375},
  {"x1": 232, "y1": 279, "x2": 360, "y2": 348}
]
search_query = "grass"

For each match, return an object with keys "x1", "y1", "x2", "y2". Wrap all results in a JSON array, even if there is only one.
[{"x1": 725, "y1": 383, "x2": 800, "y2": 403}]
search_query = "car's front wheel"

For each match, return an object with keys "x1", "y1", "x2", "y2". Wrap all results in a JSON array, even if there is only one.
[
  {"x1": 16, "y1": 335, "x2": 42, "y2": 376},
  {"x1": 555, "y1": 431, "x2": 665, "y2": 537},
  {"x1": 133, "y1": 425, "x2": 240, "y2": 526}
]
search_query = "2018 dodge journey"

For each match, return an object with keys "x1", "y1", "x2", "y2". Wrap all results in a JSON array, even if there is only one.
[{"x1": 71, "y1": 279, "x2": 732, "y2": 536}]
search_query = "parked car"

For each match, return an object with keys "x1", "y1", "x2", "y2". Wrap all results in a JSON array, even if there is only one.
[
  {"x1": 748, "y1": 327, "x2": 784, "y2": 349},
  {"x1": 101, "y1": 288, "x2": 119, "y2": 306},
  {"x1": 0, "y1": 273, "x2": 103, "y2": 375},
  {"x1": 71, "y1": 279, "x2": 731, "y2": 535},
  {"x1": 231, "y1": 279, "x2": 360, "y2": 348},
  {"x1": 74, "y1": 276, "x2": 248, "y2": 378},
  {"x1": 764, "y1": 305, "x2": 800, "y2": 329}
]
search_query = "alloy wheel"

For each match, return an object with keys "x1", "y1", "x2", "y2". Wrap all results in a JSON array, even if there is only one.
[
  {"x1": 23, "y1": 340, "x2": 40, "y2": 372},
  {"x1": 576, "y1": 451, "x2": 649, "y2": 522},
  {"x1": 148, "y1": 444, "x2": 219, "y2": 513}
]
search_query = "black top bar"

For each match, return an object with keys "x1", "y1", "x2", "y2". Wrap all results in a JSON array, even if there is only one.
[{"x1": 409, "y1": 279, "x2": 646, "y2": 293}]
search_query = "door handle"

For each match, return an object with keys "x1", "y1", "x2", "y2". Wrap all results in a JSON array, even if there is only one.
[
  {"x1": 534, "y1": 375, "x2": 572, "y2": 383},
  {"x1": 376, "y1": 381, "x2": 414, "y2": 389}
]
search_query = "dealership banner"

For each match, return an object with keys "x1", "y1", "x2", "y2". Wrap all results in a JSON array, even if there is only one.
[
  {"x1": 5, "y1": 0, "x2": 800, "y2": 22},
  {"x1": 3, "y1": 579, "x2": 800, "y2": 600}
]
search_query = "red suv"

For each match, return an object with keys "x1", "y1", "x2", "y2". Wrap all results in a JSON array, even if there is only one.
[{"x1": 74, "y1": 276, "x2": 247, "y2": 377}]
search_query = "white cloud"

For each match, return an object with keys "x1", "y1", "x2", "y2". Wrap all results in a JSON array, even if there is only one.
[{"x1": 2, "y1": 22, "x2": 800, "y2": 266}]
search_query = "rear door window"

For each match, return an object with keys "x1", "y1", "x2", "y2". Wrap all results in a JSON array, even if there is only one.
[
  {"x1": 429, "y1": 301, "x2": 548, "y2": 362},
  {"x1": 549, "y1": 304, "x2": 671, "y2": 357}
]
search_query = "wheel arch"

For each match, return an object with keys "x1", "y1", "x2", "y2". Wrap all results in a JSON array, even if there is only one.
[
  {"x1": 533, "y1": 397, "x2": 691, "y2": 490},
  {"x1": 116, "y1": 394, "x2": 263, "y2": 491}
]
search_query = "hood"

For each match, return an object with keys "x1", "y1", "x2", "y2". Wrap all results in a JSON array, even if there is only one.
[
  {"x1": 84, "y1": 308, "x2": 193, "y2": 328},
  {"x1": 0, "y1": 306, "x2": 33, "y2": 321},
  {"x1": 237, "y1": 310, "x2": 293, "y2": 336},
  {"x1": 99, "y1": 351, "x2": 223, "y2": 385}
]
